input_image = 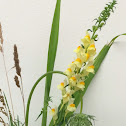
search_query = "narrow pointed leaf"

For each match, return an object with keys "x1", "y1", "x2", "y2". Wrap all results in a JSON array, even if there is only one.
[{"x1": 42, "y1": 0, "x2": 61, "y2": 125}]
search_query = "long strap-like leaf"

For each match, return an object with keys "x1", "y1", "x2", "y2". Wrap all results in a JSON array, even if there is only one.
[{"x1": 42, "y1": 0, "x2": 61, "y2": 126}]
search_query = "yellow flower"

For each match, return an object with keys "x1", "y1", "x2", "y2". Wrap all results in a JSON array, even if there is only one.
[
  {"x1": 86, "y1": 65, "x2": 95, "y2": 73},
  {"x1": 84, "y1": 61, "x2": 95, "y2": 74},
  {"x1": 79, "y1": 53, "x2": 90, "y2": 62},
  {"x1": 76, "y1": 82, "x2": 85, "y2": 91},
  {"x1": 87, "y1": 44, "x2": 96, "y2": 56},
  {"x1": 57, "y1": 82, "x2": 65, "y2": 90},
  {"x1": 74, "y1": 46, "x2": 84, "y2": 54},
  {"x1": 62, "y1": 89, "x2": 72, "y2": 104},
  {"x1": 64, "y1": 68, "x2": 72, "y2": 77},
  {"x1": 81, "y1": 31, "x2": 91, "y2": 48},
  {"x1": 68, "y1": 61, "x2": 76, "y2": 72},
  {"x1": 49, "y1": 107, "x2": 58, "y2": 122},
  {"x1": 69, "y1": 76, "x2": 77, "y2": 86},
  {"x1": 67, "y1": 98, "x2": 76, "y2": 112},
  {"x1": 74, "y1": 58, "x2": 82, "y2": 68},
  {"x1": 81, "y1": 69, "x2": 89, "y2": 76},
  {"x1": 49, "y1": 107, "x2": 58, "y2": 117}
]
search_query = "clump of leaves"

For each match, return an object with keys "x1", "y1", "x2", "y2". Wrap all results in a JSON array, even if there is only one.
[
  {"x1": 88, "y1": 0, "x2": 117, "y2": 41},
  {"x1": 67, "y1": 113, "x2": 95, "y2": 126}
]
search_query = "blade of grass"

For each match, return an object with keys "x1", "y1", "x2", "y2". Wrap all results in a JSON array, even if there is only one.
[
  {"x1": 25, "y1": 71, "x2": 66, "y2": 126},
  {"x1": 3, "y1": 92, "x2": 13, "y2": 126},
  {"x1": 109, "y1": 33, "x2": 126, "y2": 46},
  {"x1": 49, "y1": 33, "x2": 126, "y2": 126},
  {"x1": 42, "y1": 0, "x2": 61, "y2": 126}
]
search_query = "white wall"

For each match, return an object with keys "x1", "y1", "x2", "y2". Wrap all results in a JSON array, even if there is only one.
[{"x1": 0, "y1": 0, "x2": 126, "y2": 126}]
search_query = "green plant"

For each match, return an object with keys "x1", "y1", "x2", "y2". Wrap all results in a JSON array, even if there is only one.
[
  {"x1": 67, "y1": 113, "x2": 95, "y2": 126},
  {"x1": 0, "y1": 0, "x2": 126, "y2": 126}
]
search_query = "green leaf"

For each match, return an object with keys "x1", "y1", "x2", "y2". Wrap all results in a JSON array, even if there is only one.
[
  {"x1": 42, "y1": 0, "x2": 61, "y2": 125},
  {"x1": 92, "y1": 26, "x2": 97, "y2": 32},
  {"x1": 109, "y1": 33, "x2": 126, "y2": 46},
  {"x1": 25, "y1": 71, "x2": 66, "y2": 126},
  {"x1": 35, "y1": 110, "x2": 43, "y2": 121},
  {"x1": 67, "y1": 113, "x2": 95, "y2": 126}
]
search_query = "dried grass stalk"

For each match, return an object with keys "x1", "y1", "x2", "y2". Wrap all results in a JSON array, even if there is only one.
[
  {"x1": 0, "y1": 45, "x2": 2, "y2": 52},
  {"x1": 0, "y1": 89, "x2": 5, "y2": 106},
  {"x1": 0, "y1": 23, "x2": 3, "y2": 44},
  {"x1": 13, "y1": 45, "x2": 26, "y2": 125},
  {"x1": 14, "y1": 45, "x2": 21, "y2": 76},
  {"x1": 0, "y1": 107, "x2": 8, "y2": 117},
  {"x1": 0, "y1": 89, "x2": 8, "y2": 126},
  {"x1": 14, "y1": 75, "x2": 20, "y2": 88},
  {"x1": 0, "y1": 117, "x2": 6, "y2": 126}
]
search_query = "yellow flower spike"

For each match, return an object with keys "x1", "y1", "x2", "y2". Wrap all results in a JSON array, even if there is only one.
[{"x1": 57, "y1": 82, "x2": 65, "y2": 90}]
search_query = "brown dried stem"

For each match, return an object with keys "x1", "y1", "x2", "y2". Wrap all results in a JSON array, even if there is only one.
[
  {"x1": 0, "y1": 23, "x2": 3, "y2": 44},
  {"x1": 1, "y1": 53, "x2": 15, "y2": 120},
  {"x1": 0, "y1": 89, "x2": 9, "y2": 125},
  {"x1": 13, "y1": 44, "x2": 26, "y2": 125}
]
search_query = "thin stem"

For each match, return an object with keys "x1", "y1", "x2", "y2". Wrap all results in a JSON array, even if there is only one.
[
  {"x1": 91, "y1": 31, "x2": 96, "y2": 40},
  {"x1": 3, "y1": 92, "x2": 10, "y2": 123},
  {"x1": 20, "y1": 76, "x2": 26, "y2": 126},
  {"x1": 80, "y1": 94, "x2": 83, "y2": 114},
  {"x1": 19, "y1": 83, "x2": 26, "y2": 126},
  {"x1": 2, "y1": 52, "x2": 15, "y2": 120}
]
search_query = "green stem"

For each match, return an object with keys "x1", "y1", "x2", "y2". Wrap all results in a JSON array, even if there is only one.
[
  {"x1": 80, "y1": 97, "x2": 83, "y2": 114},
  {"x1": 25, "y1": 71, "x2": 66, "y2": 126}
]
